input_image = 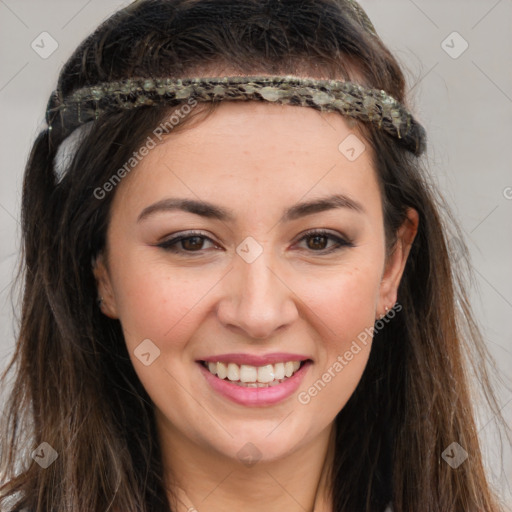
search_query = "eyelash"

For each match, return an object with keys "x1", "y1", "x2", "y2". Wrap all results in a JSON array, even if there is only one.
[{"x1": 156, "y1": 229, "x2": 354, "y2": 255}]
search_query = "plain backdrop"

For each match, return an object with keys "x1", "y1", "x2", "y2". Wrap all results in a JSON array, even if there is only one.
[{"x1": 0, "y1": 0, "x2": 511, "y2": 507}]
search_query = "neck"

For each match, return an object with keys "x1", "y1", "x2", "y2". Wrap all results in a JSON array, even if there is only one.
[{"x1": 157, "y1": 413, "x2": 336, "y2": 512}]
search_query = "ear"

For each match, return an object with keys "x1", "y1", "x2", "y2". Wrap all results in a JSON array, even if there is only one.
[
  {"x1": 92, "y1": 252, "x2": 119, "y2": 319},
  {"x1": 376, "y1": 208, "x2": 419, "y2": 319}
]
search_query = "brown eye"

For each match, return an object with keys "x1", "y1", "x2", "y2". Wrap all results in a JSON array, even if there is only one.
[
  {"x1": 157, "y1": 231, "x2": 219, "y2": 254},
  {"x1": 306, "y1": 234, "x2": 330, "y2": 251},
  {"x1": 297, "y1": 230, "x2": 354, "y2": 254},
  {"x1": 157, "y1": 230, "x2": 354, "y2": 256},
  {"x1": 181, "y1": 236, "x2": 206, "y2": 251}
]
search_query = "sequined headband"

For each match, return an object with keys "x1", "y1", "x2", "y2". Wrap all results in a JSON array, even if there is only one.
[{"x1": 46, "y1": 76, "x2": 426, "y2": 157}]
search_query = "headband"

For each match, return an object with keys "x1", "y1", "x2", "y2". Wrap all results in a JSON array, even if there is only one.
[{"x1": 47, "y1": 76, "x2": 426, "y2": 161}]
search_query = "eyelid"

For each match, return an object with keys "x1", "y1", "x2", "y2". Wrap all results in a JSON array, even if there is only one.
[
  {"x1": 293, "y1": 228, "x2": 353, "y2": 245},
  {"x1": 156, "y1": 228, "x2": 354, "y2": 254},
  {"x1": 294, "y1": 229, "x2": 354, "y2": 254},
  {"x1": 156, "y1": 230, "x2": 220, "y2": 252}
]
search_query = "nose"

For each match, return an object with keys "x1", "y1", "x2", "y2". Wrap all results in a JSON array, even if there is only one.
[{"x1": 216, "y1": 246, "x2": 299, "y2": 340}]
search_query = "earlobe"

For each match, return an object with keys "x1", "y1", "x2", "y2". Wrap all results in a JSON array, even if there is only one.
[
  {"x1": 91, "y1": 252, "x2": 119, "y2": 319},
  {"x1": 377, "y1": 208, "x2": 419, "y2": 319}
]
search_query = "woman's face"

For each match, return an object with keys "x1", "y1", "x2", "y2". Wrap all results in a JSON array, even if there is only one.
[{"x1": 94, "y1": 101, "x2": 416, "y2": 465}]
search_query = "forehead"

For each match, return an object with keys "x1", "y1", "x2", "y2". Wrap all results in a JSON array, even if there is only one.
[{"x1": 111, "y1": 101, "x2": 381, "y2": 222}]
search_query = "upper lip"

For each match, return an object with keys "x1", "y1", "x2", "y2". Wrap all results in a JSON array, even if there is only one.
[{"x1": 197, "y1": 353, "x2": 312, "y2": 366}]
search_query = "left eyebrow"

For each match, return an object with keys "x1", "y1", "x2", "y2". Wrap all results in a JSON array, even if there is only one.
[
  {"x1": 280, "y1": 193, "x2": 366, "y2": 222},
  {"x1": 136, "y1": 193, "x2": 366, "y2": 224}
]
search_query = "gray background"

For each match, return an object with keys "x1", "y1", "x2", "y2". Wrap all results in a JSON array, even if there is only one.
[{"x1": 0, "y1": 0, "x2": 510, "y2": 507}]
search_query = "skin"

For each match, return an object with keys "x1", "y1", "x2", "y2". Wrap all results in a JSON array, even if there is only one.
[{"x1": 93, "y1": 101, "x2": 418, "y2": 512}]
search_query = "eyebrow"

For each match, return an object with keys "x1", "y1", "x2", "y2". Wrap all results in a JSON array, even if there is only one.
[{"x1": 137, "y1": 193, "x2": 366, "y2": 224}]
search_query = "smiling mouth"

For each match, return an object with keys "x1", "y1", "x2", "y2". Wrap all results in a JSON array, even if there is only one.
[{"x1": 200, "y1": 360, "x2": 310, "y2": 387}]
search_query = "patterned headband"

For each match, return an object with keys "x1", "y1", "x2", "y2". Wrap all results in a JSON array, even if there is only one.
[{"x1": 46, "y1": 76, "x2": 427, "y2": 158}]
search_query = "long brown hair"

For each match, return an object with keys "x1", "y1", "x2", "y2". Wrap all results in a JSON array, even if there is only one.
[{"x1": 0, "y1": 0, "x2": 509, "y2": 510}]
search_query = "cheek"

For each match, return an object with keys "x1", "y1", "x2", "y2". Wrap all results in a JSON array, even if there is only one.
[
  {"x1": 112, "y1": 260, "x2": 221, "y2": 352},
  {"x1": 113, "y1": 248, "x2": 382, "y2": 362},
  {"x1": 111, "y1": 264, "x2": 219, "y2": 414},
  {"x1": 294, "y1": 263, "x2": 381, "y2": 342},
  {"x1": 293, "y1": 264, "x2": 381, "y2": 410}
]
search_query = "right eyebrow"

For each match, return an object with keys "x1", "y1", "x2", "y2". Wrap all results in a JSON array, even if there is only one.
[{"x1": 137, "y1": 193, "x2": 366, "y2": 224}]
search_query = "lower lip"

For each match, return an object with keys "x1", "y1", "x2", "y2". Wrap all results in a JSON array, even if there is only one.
[{"x1": 197, "y1": 361, "x2": 312, "y2": 407}]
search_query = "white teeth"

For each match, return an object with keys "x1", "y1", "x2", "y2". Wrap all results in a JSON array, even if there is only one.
[
  {"x1": 274, "y1": 362, "x2": 285, "y2": 380},
  {"x1": 227, "y1": 363, "x2": 239, "y2": 381},
  {"x1": 257, "y1": 364, "x2": 275, "y2": 383},
  {"x1": 240, "y1": 364, "x2": 258, "y2": 383},
  {"x1": 217, "y1": 362, "x2": 227, "y2": 380},
  {"x1": 203, "y1": 360, "x2": 305, "y2": 385},
  {"x1": 284, "y1": 361, "x2": 294, "y2": 378}
]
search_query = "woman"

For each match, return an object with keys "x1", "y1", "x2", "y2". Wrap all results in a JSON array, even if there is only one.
[{"x1": 0, "y1": 0, "x2": 509, "y2": 510}]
